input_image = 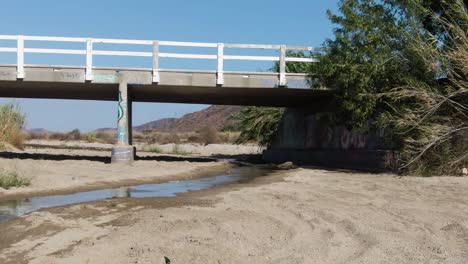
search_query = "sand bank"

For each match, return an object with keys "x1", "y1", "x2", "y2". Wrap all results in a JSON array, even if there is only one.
[{"x1": 1, "y1": 168, "x2": 467, "y2": 263}]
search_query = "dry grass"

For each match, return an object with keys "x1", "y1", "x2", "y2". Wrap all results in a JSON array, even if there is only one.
[
  {"x1": 26, "y1": 132, "x2": 49, "y2": 140},
  {"x1": 93, "y1": 132, "x2": 116, "y2": 144},
  {"x1": 135, "y1": 131, "x2": 239, "y2": 145},
  {"x1": 27, "y1": 130, "x2": 117, "y2": 145},
  {"x1": 379, "y1": 8, "x2": 468, "y2": 175},
  {"x1": 25, "y1": 128, "x2": 240, "y2": 149},
  {"x1": 0, "y1": 103, "x2": 26, "y2": 149},
  {"x1": 169, "y1": 144, "x2": 191, "y2": 155}
]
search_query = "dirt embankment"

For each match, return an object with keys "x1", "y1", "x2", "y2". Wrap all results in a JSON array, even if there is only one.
[
  {"x1": 24, "y1": 140, "x2": 263, "y2": 156},
  {"x1": 1, "y1": 168, "x2": 467, "y2": 264}
]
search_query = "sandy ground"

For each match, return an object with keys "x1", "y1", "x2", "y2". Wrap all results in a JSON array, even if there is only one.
[
  {"x1": 0, "y1": 167, "x2": 467, "y2": 263},
  {"x1": 0, "y1": 147, "x2": 229, "y2": 200}
]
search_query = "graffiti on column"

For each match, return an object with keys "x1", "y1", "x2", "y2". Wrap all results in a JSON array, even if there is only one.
[
  {"x1": 117, "y1": 91, "x2": 127, "y2": 143},
  {"x1": 118, "y1": 127, "x2": 127, "y2": 143},
  {"x1": 305, "y1": 123, "x2": 369, "y2": 149},
  {"x1": 118, "y1": 92, "x2": 124, "y2": 121},
  {"x1": 340, "y1": 129, "x2": 367, "y2": 149}
]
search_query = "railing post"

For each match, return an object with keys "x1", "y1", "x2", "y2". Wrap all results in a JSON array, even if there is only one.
[
  {"x1": 85, "y1": 39, "x2": 93, "y2": 81},
  {"x1": 217, "y1": 43, "x2": 224, "y2": 85},
  {"x1": 152, "y1": 41, "x2": 160, "y2": 83},
  {"x1": 279, "y1": 45, "x2": 287, "y2": 87},
  {"x1": 17, "y1": 36, "x2": 24, "y2": 79}
]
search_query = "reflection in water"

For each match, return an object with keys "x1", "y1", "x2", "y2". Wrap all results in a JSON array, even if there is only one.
[
  {"x1": 0, "y1": 166, "x2": 269, "y2": 223},
  {"x1": 115, "y1": 187, "x2": 130, "y2": 198}
]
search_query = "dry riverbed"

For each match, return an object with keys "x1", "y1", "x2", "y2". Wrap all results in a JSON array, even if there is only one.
[
  {"x1": 0, "y1": 146, "x2": 467, "y2": 263},
  {"x1": 0, "y1": 147, "x2": 229, "y2": 201}
]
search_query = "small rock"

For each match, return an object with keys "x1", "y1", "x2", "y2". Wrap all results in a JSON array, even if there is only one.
[
  {"x1": 277, "y1": 161, "x2": 297, "y2": 170},
  {"x1": 462, "y1": 168, "x2": 468, "y2": 176},
  {"x1": 164, "y1": 256, "x2": 171, "y2": 264}
]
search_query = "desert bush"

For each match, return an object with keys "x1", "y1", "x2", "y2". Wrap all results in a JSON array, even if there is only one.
[
  {"x1": 149, "y1": 146, "x2": 163, "y2": 153},
  {"x1": 96, "y1": 132, "x2": 116, "y2": 144},
  {"x1": 187, "y1": 134, "x2": 201, "y2": 143},
  {"x1": 142, "y1": 132, "x2": 171, "y2": 144},
  {"x1": 141, "y1": 129, "x2": 156, "y2": 143},
  {"x1": 0, "y1": 103, "x2": 26, "y2": 149},
  {"x1": 171, "y1": 144, "x2": 190, "y2": 155},
  {"x1": 176, "y1": 132, "x2": 196, "y2": 143},
  {"x1": 27, "y1": 132, "x2": 49, "y2": 140},
  {"x1": 218, "y1": 132, "x2": 240, "y2": 144},
  {"x1": 133, "y1": 132, "x2": 144, "y2": 142},
  {"x1": 0, "y1": 170, "x2": 30, "y2": 190},
  {"x1": 166, "y1": 133, "x2": 180, "y2": 144},
  {"x1": 146, "y1": 133, "x2": 159, "y2": 144},
  {"x1": 198, "y1": 125, "x2": 220, "y2": 145},
  {"x1": 218, "y1": 133, "x2": 230, "y2": 144},
  {"x1": 85, "y1": 133, "x2": 97, "y2": 143},
  {"x1": 66, "y1": 129, "x2": 81, "y2": 141},
  {"x1": 49, "y1": 132, "x2": 67, "y2": 141}
]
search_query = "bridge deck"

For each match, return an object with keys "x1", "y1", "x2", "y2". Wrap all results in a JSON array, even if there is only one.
[{"x1": 0, "y1": 65, "x2": 332, "y2": 107}]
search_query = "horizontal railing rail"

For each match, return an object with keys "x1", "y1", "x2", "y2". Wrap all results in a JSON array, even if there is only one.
[{"x1": 0, "y1": 35, "x2": 319, "y2": 86}]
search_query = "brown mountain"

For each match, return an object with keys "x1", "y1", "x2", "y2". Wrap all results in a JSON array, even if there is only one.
[
  {"x1": 132, "y1": 118, "x2": 178, "y2": 132},
  {"x1": 134, "y1": 105, "x2": 241, "y2": 133}
]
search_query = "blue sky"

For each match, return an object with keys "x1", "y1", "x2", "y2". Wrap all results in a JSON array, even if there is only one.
[{"x1": 0, "y1": 0, "x2": 339, "y2": 132}]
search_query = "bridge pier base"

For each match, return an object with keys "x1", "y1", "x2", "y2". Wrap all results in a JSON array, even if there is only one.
[
  {"x1": 111, "y1": 80, "x2": 135, "y2": 164},
  {"x1": 262, "y1": 108, "x2": 394, "y2": 171}
]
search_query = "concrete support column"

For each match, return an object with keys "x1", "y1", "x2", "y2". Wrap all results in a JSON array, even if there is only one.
[{"x1": 111, "y1": 80, "x2": 135, "y2": 164}]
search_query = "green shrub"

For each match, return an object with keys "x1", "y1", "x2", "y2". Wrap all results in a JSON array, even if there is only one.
[
  {"x1": 86, "y1": 133, "x2": 97, "y2": 142},
  {"x1": 149, "y1": 146, "x2": 163, "y2": 153},
  {"x1": 236, "y1": 107, "x2": 284, "y2": 146},
  {"x1": 0, "y1": 170, "x2": 30, "y2": 190},
  {"x1": 171, "y1": 144, "x2": 190, "y2": 155},
  {"x1": 311, "y1": 0, "x2": 467, "y2": 175},
  {"x1": 235, "y1": 51, "x2": 306, "y2": 147}
]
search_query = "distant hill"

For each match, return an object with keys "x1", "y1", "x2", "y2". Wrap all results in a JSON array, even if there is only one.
[
  {"x1": 133, "y1": 118, "x2": 177, "y2": 132},
  {"x1": 25, "y1": 105, "x2": 241, "y2": 135},
  {"x1": 25, "y1": 128, "x2": 51, "y2": 134},
  {"x1": 134, "y1": 105, "x2": 241, "y2": 133},
  {"x1": 93, "y1": 127, "x2": 114, "y2": 133}
]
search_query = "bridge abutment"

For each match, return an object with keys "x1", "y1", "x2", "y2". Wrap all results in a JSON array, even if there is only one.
[
  {"x1": 111, "y1": 80, "x2": 135, "y2": 164},
  {"x1": 263, "y1": 108, "x2": 396, "y2": 171}
]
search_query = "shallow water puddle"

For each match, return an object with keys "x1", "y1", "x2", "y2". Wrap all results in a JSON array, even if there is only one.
[{"x1": 0, "y1": 166, "x2": 269, "y2": 223}]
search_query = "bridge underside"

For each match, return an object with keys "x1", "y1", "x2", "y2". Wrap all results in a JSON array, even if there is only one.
[{"x1": 0, "y1": 66, "x2": 332, "y2": 108}]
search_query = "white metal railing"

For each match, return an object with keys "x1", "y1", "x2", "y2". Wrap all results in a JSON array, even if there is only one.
[{"x1": 0, "y1": 35, "x2": 318, "y2": 86}]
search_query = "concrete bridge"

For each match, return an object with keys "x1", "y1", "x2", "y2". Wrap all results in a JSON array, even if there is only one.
[{"x1": 0, "y1": 35, "x2": 332, "y2": 163}]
